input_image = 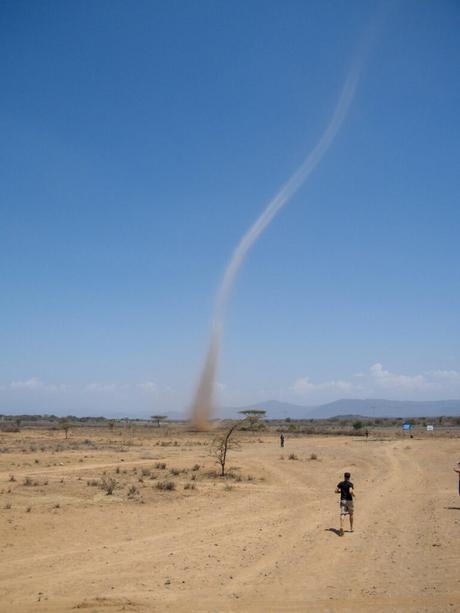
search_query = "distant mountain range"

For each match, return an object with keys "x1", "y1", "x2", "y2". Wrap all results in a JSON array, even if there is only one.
[
  {"x1": 220, "y1": 398, "x2": 460, "y2": 420},
  {"x1": 5, "y1": 398, "x2": 459, "y2": 420}
]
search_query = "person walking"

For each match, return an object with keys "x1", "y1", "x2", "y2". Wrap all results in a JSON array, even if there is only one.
[
  {"x1": 335, "y1": 471, "x2": 355, "y2": 536},
  {"x1": 280, "y1": 432, "x2": 285, "y2": 448},
  {"x1": 454, "y1": 461, "x2": 460, "y2": 495}
]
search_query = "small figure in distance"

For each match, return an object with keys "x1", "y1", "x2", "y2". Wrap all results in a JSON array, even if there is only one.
[
  {"x1": 280, "y1": 432, "x2": 285, "y2": 448},
  {"x1": 365, "y1": 428, "x2": 369, "y2": 440},
  {"x1": 335, "y1": 471, "x2": 355, "y2": 536},
  {"x1": 454, "y1": 461, "x2": 460, "y2": 496}
]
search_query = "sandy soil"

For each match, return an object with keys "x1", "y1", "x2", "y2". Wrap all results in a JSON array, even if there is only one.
[{"x1": 0, "y1": 427, "x2": 459, "y2": 612}]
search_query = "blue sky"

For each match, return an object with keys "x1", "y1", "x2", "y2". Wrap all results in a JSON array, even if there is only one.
[{"x1": 1, "y1": 1, "x2": 459, "y2": 416}]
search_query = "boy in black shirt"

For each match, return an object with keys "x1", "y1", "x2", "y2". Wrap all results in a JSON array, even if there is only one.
[{"x1": 335, "y1": 472, "x2": 355, "y2": 536}]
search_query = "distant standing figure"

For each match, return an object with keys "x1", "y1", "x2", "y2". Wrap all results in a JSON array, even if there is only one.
[
  {"x1": 454, "y1": 461, "x2": 460, "y2": 495},
  {"x1": 335, "y1": 472, "x2": 355, "y2": 536},
  {"x1": 280, "y1": 433, "x2": 285, "y2": 448},
  {"x1": 365, "y1": 428, "x2": 369, "y2": 440}
]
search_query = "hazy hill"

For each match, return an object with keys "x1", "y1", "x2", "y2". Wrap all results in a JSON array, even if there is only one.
[{"x1": 223, "y1": 398, "x2": 460, "y2": 420}]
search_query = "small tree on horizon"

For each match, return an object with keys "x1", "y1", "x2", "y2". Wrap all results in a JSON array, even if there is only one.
[
  {"x1": 151, "y1": 415, "x2": 168, "y2": 428},
  {"x1": 59, "y1": 419, "x2": 71, "y2": 439},
  {"x1": 238, "y1": 409, "x2": 266, "y2": 430}
]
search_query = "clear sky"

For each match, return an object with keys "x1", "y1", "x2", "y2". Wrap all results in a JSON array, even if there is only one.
[{"x1": 1, "y1": 1, "x2": 459, "y2": 417}]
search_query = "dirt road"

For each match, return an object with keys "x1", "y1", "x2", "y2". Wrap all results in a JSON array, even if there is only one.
[{"x1": 0, "y1": 432, "x2": 459, "y2": 612}]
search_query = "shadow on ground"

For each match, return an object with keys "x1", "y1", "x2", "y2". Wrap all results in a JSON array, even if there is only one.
[{"x1": 325, "y1": 528, "x2": 342, "y2": 537}]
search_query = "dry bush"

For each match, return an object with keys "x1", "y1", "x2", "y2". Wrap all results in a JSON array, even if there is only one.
[
  {"x1": 288, "y1": 453, "x2": 298, "y2": 460},
  {"x1": 169, "y1": 467, "x2": 180, "y2": 476},
  {"x1": 224, "y1": 484, "x2": 233, "y2": 491},
  {"x1": 156, "y1": 480, "x2": 175, "y2": 491},
  {"x1": 26, "y1": 506, "x2": 31, "y2": 513},
  {"x1": 5, "y1": 502, "x2": 12, "y2": 509},
  {"x1": 192, "y1": 464, "x2": 200, "y2": 471},
  {"x1": 184, "y1": 482, "x2": 196, "y2": 490},
  {"x1": 127, "y1": 485, "x2": 138, "y2": 497},
  {"x1": 23, "y1": 476, "x2": 33, "y2": 486},
  {"x1": 87, "y1": 479, "x2": 99, "y2": 487},
  {"x1": 100, "y1": 477, "x2": 117, "y2": 495},
  {"x1": 0, "y1": 423, "x2": 19, "y2": 433},
  {"x1": 205, "y1": 469, "x2": 220, "y2": 478},
  {"x1": 141, "y1": 467, "x2": 151, "y2": 477},
  {"x1": 310, "y1": 453, "x2": 318, "y2": 460},
  {"x1": 9, "y1": 475, "x2": 15, "y2": 482},
  {"x1": 154, "y1": 462, "x2": 166, "y2": 470}
]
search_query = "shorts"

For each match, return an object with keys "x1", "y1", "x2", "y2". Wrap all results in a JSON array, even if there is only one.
[{"x1": 340, "y1": 499, "x2": 354, "y2": 515}]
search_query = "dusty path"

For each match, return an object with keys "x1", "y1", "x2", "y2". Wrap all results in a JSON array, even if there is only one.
[{"x1": 0, "y1": 433, "x2": 459, "y2": 612}]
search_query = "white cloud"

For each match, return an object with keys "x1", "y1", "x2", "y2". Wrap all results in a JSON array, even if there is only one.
[
  {"x1": 137, "y1": 381, "x2": 158, "y2": 392},
  {"x1": 84, "y1": 382, "x2": 119, "y2": 392},
  {"x1": 288, "y1": 362, "x2": 458, "y2": 402},
  {"x1": 9, "y1": 377, "x2": 66, "y2": 392},
  {"x1": 291, "y1": 376, "x2": 355, "y2": 396},
  {"x1": 369, "y1": 363, "x2": 427, "y2": 390},
  {"x1": 426, "y1": 369, "x2": 460, "y2": 381}
]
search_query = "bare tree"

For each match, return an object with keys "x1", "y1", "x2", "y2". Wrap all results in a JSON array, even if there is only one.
[{"x1": 210, "y1": 421, "x2": 242, "y2": 477}]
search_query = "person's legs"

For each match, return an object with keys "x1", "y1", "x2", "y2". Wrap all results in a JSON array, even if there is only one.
[
  {"x1": 349, "y1": 512, "x2": 354, "y2": 532},
  {"x1": 339, "y1": 502, "x2": 346, "y2": 535}
]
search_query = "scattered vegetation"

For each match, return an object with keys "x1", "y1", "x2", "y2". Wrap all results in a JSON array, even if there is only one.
[
  {"x1": 100, "y1": 477, "x2": 117, "y2": 495},
  {"x1": 156, "y1": 480, "x2": 175, "y2": 491},
  {"x1": 127, "y1": 485, "x2": 138, "y2": 497}
]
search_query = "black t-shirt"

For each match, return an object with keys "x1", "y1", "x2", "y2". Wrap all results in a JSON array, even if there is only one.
[{"x1": 337, "y1": 480, "x2": 354, "y2": 501}]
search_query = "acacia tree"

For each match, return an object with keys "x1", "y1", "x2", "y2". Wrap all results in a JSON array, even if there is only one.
[
  {"x1": 238, "y1": 409, "x2": 266, "y2": 430},
  {"x1": 210, "y1": 421, "x2": 242, "y2": 477},
  {"x1": 59, "y1": 419, "x2": 71, "y2": 439},
  {"x1": 151, "y1": 415, "x2": 167, "y2": 428}
]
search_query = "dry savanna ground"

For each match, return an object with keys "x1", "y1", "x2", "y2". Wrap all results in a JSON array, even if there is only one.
[{"x1": 0, "y1": 426, "x2": 459, "y2": 612}]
